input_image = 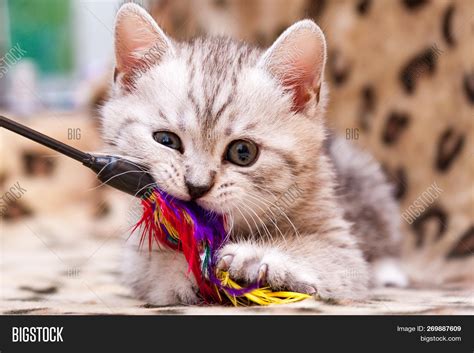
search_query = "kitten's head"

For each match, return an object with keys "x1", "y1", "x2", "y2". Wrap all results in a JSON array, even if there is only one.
[{"x1": 102, "y1": 4, "x2": 328, "y2": 228}]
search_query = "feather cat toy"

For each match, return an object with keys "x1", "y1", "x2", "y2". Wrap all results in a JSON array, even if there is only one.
[
  {"x1": 135, "y1": 188, "x2": 310, "y2": 305},
  {"x1": 1, "y1": 115, "x2": 310, "y2": 305}
]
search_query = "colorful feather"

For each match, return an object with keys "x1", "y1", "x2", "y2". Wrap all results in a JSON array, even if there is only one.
[{"x1": 134, "y1": 187, "x2": 310, "y2": 305}]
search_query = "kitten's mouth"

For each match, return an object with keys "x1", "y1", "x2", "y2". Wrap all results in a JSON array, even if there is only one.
[
  {"x1": 194, "y1": 198, "x2": 222, "y2": 214},
  {"x1": 149, "y1": 177, "x2": 190, "y2": 202},
  {"x1": 151, "y1": 183, "x2": 220, "y2": 213},
  {"x1": 148, "y1": 173, "x2": 226, "y2": 214}
]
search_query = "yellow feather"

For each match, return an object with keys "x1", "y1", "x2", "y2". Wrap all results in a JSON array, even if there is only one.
[{"x1": 217, "y1": 271, "x2": 311, "y2": 306}]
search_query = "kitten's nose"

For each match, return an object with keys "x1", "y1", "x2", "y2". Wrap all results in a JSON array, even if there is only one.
[{"x1": 185, "y1": 181, "x2": 213, "y2": 200}]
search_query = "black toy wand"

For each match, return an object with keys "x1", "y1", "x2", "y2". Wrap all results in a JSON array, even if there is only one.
[{"x1": 0, "y1": 115, "x2": 155, "y2": 198}]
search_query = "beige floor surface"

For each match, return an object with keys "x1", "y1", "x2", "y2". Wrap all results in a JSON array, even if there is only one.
[{"x1": 1, "y1": 215, "x2": 473, "y2": 315}]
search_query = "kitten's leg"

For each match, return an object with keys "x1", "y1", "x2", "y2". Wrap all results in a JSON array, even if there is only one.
[
  {"x1": 217, "y1": 232, "x2": 370, "y2": 300},
  {"x1": 122, "y1": 246, "x2": 200, "y2": 305}
]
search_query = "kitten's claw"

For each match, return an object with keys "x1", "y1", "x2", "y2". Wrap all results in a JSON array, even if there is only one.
[
  {"x1": 294, "y1": 283, "x2": 317, "y2": 295},
  {"x1": 217, "y1": 254, "x2": 234, "y2": 271},
  {"x1": 257, "y1": 263, "x2": 268, "y2": 284}
]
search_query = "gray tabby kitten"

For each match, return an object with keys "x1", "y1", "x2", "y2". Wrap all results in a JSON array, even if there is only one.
[{"x1": 102, "y1": 4, "x2": 406, "y2": 305}]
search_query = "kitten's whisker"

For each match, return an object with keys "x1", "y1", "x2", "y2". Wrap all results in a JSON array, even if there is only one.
[
  {"x1": 106, "y1": 154, "x2": 147, "y2": 168},
  {"x1": 89, "y1": 158, "x2": 121, "y2": 179},
  {"x1": 235, "y1": 199, "x2": 267, "y2": 242},
  {"x1": 240, "y1": 201, "x2": 275, "y2": 243},
  {"x1": 238, "y1": 196, "x2": 275, "y2": 242},
  {"x1": 274, "y1": 206, "x2": 302, "y2": 240},
  {"x1": 250, "y1": 185, "x2": 302, "y2": 239},
  {"x1": 222, "y1": 205, "x2": 235, "y2": 243},
  {"x1": 219, "y1": 186, "x2": 282, "y2": 242},
  {"x1": 250, "y1": 184, "x2": 279, "y2": 202},
  {"x1": 86, "y1": 170, "x2": 150, "y2": 193},
  {"x1": 244, "y1": 193, "x2": 287, "y2": 244},
  {"x1": 233, "y1": 202, "x2": 255, "y2": 241},
  {"x1": 133, "y1": 181, "x2": 159, "y2": 199},
  {"x1": 242, "y1": 200, "x2": 275, "y2": 243}
]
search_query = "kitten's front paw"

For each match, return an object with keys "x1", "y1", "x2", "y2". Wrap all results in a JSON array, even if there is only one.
[
  {"x1": 217, "y1": 242, "x2": 370, "y2": 300},
  {"x1": 217, "y1": 243, "x2": 317, "y2": 295}
]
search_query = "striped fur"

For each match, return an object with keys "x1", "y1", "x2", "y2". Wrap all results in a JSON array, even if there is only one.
[{"x1": 102, "y1": 4, "x2": 404, "y2": 305}]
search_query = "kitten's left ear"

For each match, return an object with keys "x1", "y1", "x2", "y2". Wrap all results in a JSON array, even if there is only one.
[{"x1": 259, "y1": 20, "x2": 327, "y2": 112}]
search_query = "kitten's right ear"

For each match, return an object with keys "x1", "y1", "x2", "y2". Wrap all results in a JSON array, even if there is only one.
[
  {"x1": 258, "y1": 20, "x2": 326, "y2": 113},
  {"x1": 114, "y1": 3, "x2": 173, "y2": 88}
]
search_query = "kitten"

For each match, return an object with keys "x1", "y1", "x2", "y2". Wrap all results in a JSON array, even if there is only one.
[{"x1": 101, "y1": 4, "x2": 406, "y2": 305}]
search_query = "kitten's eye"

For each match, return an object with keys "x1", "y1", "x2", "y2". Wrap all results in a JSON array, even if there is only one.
[
  {"x1": 226, "y1": 139, "x2": 258, "y2": 166},
  {"x1": 153, "y1": 131, "x2": 182, "y2": 151}
]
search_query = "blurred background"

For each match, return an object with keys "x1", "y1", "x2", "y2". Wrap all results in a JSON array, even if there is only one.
[{"x1": 0, "y1": 0, "x2": 472, "y2": 313}]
